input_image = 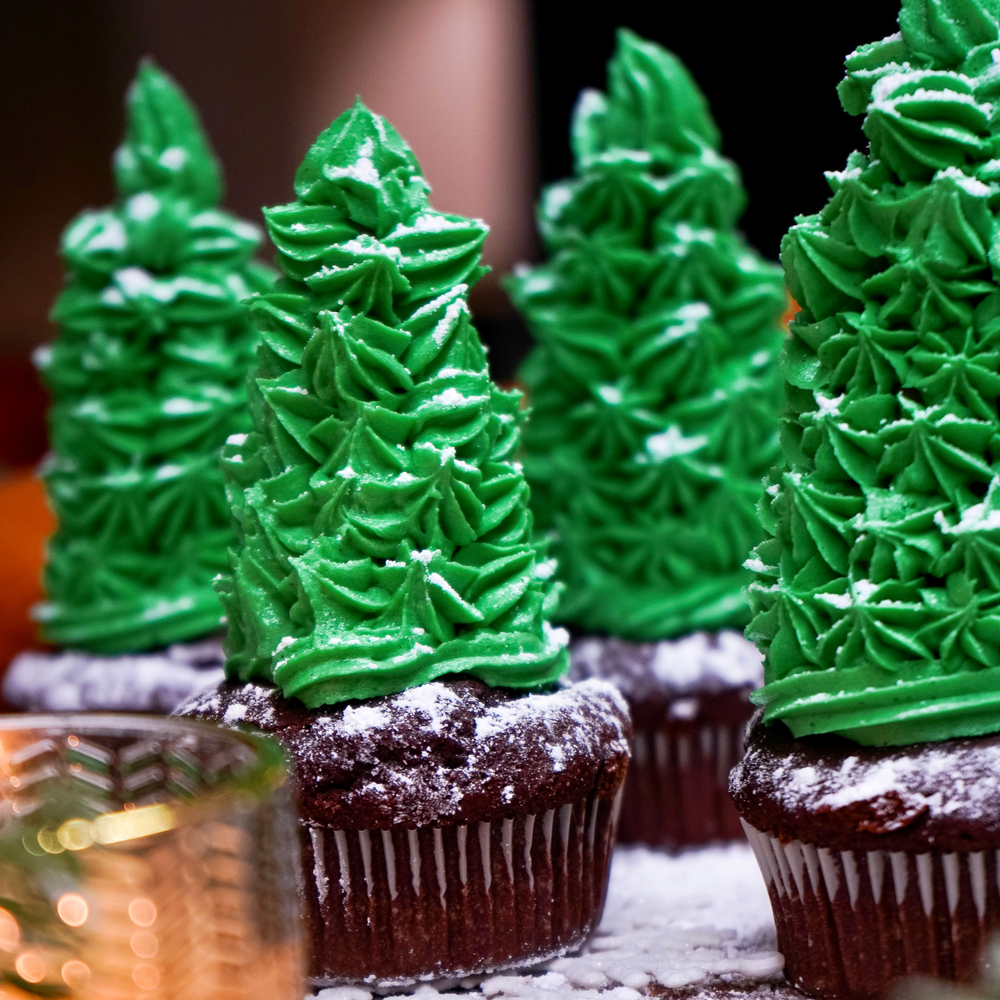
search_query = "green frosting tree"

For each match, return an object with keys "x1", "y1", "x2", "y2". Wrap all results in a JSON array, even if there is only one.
[
  {"x1": 37, "y1": 61, "x2": 272, "y2": 654},
  {"x1": 748, "y1": 0, "x2": 1000, "y2": 745},
  {"x1": 220, "y1": 101, "x2": 567, "y2": 707},
  {"x1": 507, "y1": 30, "x2": 787, "y2": 641}
]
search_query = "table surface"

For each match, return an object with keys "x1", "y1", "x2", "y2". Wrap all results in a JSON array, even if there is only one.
[{"x1": 313, "y1": 842, "x2": 798, "y2": 1000}]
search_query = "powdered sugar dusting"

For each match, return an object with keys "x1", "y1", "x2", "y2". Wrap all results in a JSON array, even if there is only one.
[
  {"x1": 339, "y1": 703, "x2": 392, "y2": 736},
  {"x1": 731, "y1": 717, "x2": 1000, "y2": 851},
  {"x1": 745, "y1": 743, "x2": 984, "y2": 822},
  {"x1": 5, "y1": 639, "x2": 226, "y2": 713},
  {"x1": 179, "y1": 677, "x2": 631, "y2": 829},
  {"x1": 572, "y1": 632, "x2": 763, "y2": 700}
]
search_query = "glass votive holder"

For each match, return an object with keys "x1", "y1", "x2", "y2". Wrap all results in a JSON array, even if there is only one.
[{"x1": 0, "y1": 713, "x2": 305, "y2": 1000}]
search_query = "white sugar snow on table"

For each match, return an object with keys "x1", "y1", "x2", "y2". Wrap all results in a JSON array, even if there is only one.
[{"x1": 314, "y1": 843, "x2": 792, "y2": 1000}]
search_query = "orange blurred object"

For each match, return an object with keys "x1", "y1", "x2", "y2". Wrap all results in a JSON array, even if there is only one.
[
  {"x1": 0, "y1": 469, "x2": 53, "y2": 684},
  {"x1": 782, "y1": 293, "x2": 800, "y2": 331}
]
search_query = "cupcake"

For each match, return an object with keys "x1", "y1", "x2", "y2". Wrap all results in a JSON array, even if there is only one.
[
  {"x1": 4, "y1": 61, "x2": 272, "y2": 712},
  {"x1": 178, "y1": 101, "x2": 631, "y2": 985},
  {"x1": 573, "y1": 632, "x2": 762, "y2": 845},
  {"x1": 505, "y1": 29, "x2": 785, "y2": 847},
  {"x1": 732, "y1": 1, "x2": 1000, "y2": 995}
]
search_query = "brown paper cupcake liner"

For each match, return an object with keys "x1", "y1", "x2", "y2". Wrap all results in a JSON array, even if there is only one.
[
  {"x1": 742, "y1": 820, "x2": 998, "y2": 1000},
  {"x1": 303, "y1": 787, "x2": 624, "y2": 985},
  {"x1": 619, "y1": 722, "x2": 747, "y2": 846}
]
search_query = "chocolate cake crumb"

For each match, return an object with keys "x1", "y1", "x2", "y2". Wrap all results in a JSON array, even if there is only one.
[
  {"x1": 179, "y1": 677, "x2": 631, "y2": 830},
  {"x1": 732, "y1": 713, "x2": 1000, "y2": 852},
  {"x1": 570, "y1": 632, "x2": 762, "y2": 728},
  {"x1": 569, "y1": 633, "x2": 758, "y2": 846}
]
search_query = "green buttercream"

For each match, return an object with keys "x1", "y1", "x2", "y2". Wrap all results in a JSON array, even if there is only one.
[
  {"x1": 748, "y1": 0, "x2": 1000, "y2": 745},
  {"x1": 36, "y1": 61, "x2": 272, "y2": 654},
  {"x1": 219, "y1": 101, "x2": 568, "y2": 707},
  {"x1": 506, "y1": 30, "x2": 787, "y2": 641}
]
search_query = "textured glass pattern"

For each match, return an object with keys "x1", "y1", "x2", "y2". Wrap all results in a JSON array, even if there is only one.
[{"x1": 0, "y1": 715, "x2": 304, "y2": 998}]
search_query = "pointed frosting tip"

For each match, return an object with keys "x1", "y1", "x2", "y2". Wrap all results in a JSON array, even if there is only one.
[
  {"x1": 507, "y1": 29, "x2": 785, "y2": 641},
  {"x1": 219, "y1": 103, "x2": 563, "y2": 705},
  {"x1": 574, "y1": 27, "x2": 720, "y2": 165},
  {"x1": 42, "y1": 61, "x2": 269, "y2": 655},
  {"x1": 114, "y1": 58, "x2": 222, "y2": 207},
  {"x1": 293, "y1": 100, "x2": 429, "y2": 235}
]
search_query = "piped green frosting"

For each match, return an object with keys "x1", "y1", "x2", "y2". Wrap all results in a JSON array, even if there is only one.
[
  {"x1": 506, "y1": 30, "x2": 787, "y2": 641},
  {"x1": 37, "y1": 60, "x2": 272, "y2": 654},
  {"x1": 219, "y1": 101, "x2": 568, "y2": 707},
  {"x1": 748, "y1": 0, "x2": 1000, "y2": 746}
]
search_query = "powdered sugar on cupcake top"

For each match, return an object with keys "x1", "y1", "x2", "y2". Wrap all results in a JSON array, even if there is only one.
[
  {"x1": 571, "y1": 632, "x2": 763, "y2": 702},
  {"x1": 731, "y1": 713, "x2": 1000, "y2": 851},
  {"x1": 179, "y1": 677, "x2": 631, "y2": 830},
  {"x1": 5, "y1": 638, "x2": 225, "y2": 713}
]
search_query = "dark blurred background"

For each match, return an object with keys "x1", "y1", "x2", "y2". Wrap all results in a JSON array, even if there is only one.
[{"x1": 3, "y1": 0, "x2": 901, "y2": 466}]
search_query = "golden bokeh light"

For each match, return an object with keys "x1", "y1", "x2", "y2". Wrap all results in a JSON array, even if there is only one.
[
  {"x1": 132, "y1": 964, "x2": 159, "y2": 990},
  {"x1": 57, "y1": 893, "x2": 89, "y2": 927},
  {"x1": 61, "y1": 960, "x2": 90, "y2": 988},
  {"x1": 93, "y1": 803, "x2": 174, "y2": 845},
  {"x1": 130, "y1": 931, "x2": 157, "y2": 959},
  {"x1": 128, "y1": 898, "x2": 157, "y2": 928},
  {"x1": 20, "y1": 833, "x2": 44, "y2": 857},
  {"x1": 0, "y1": 909, "x2": 19, "y2": 953},
  {"x1": 14, "y1": 953, "x2": 45, "y2": 983},
  {"x1": 36, "y1": 828, "x2": 64, "y2": 854},
  {"x1": 57, "y1": 818, "x2": 94, "y2": 851}
]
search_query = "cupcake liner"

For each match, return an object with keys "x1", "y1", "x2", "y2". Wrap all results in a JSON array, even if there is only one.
[
  {"x1": 742, "y1": 820, "x2": 996, "y2": 999},
  {"x1": 303, "y1": 787, "x2": 624, "y2": 986},
  {"x1": 619, "y1": 722, "x2": 747, "y2": 846}
]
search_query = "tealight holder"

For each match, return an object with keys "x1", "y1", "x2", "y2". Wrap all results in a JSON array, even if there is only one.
[{"x1": 0, "y1": 714, "x2": 305, "y2": 1000}]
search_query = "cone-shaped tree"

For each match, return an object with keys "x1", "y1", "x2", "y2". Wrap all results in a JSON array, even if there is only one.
[
  {"x1": 748, "y1": 0, "x2": 1000, "y2": 745},
  {"x1": 219, "y1": 101, "x2": 568, "y2": 707},
  {"x1": 507, "y1": 30, "x2": 787, "y2": 641},
  {"x1": 37, "y1": 61, "x2": 272, "y2": 654}
]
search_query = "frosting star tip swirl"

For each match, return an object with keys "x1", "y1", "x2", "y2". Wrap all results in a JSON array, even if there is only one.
[
  {"x1": 751, "y1": 0, "x2": 1000, "y2": 745},
  {"x1": 220, "y1": 101, "x2": 568, "y2": 706}
]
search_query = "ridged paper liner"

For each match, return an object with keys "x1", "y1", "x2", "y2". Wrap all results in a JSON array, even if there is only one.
[
  {"x1": 620, "y1": 722, "x2": 746, "y2": 846},
  {"x1": 742, "y1": 819, "x2": 1000, "y2": 999},
  {"x1": 303, "y1": 788, "x2": 623, "y2": 985}
]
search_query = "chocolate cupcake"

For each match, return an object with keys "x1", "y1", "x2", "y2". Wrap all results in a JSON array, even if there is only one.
[
  {"x1": 735, "y1": 2, "x2": 1000, "y2": 996},
  {"x1": 182, "y1": 677, "x2": 630, "y2": 984},
  {"x1": 179, "y1": 101, "x2": 631, "y2": 984},
  {"x1": 571, "y1": 631, "x2": 761, "y2": 845},
  {"x1": 5, "y1": 61, "x2": 270, "y2": 712},
  {"x1": 733, "y1": 717, "x2": 1000, "y2": 1000},
  {"x1": 505, "y1": 30, "x2": 785, "y2": 846}
]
